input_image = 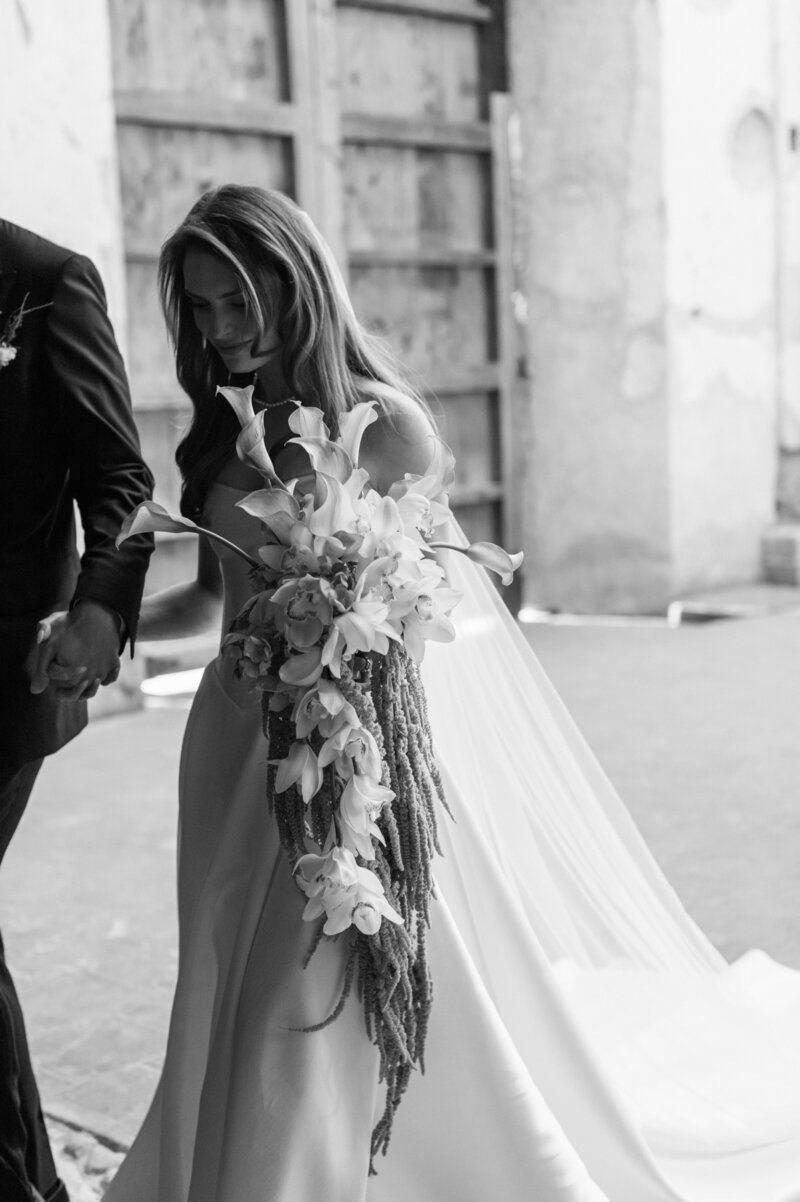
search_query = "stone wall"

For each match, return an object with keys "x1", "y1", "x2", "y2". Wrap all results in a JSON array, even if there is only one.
[
  {"x1": 663, "y1": 0, "x2": 777, "y2": 596},
  {"x1": 509, "y1": 0, "x2": 780, "y2": 612},
  {"x1": 508, "y1": 0, "x2": 671, "y2": 613}
]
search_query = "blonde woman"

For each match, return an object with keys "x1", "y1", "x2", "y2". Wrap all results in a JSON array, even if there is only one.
[{"x1": 106, "y1": 186, "x2": 800, "y2": 1202}]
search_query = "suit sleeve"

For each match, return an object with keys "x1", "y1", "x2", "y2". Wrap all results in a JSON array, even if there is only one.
[{"x1": 45, "y1": 253, "x2": 155, "y2": 648}]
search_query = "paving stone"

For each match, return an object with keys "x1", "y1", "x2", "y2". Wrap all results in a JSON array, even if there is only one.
[{"x1": 48, "y1": 1117, "x2": 124, "y2": 1201}]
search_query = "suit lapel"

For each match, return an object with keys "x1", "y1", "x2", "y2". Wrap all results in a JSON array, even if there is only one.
[{"x1": 0, "y1": 270, "x2": 20, "y2": 335}]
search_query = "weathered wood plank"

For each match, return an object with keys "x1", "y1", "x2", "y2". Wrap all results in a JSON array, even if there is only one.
[
  {"x1": 118, "y1": 124, "x2": 293, "y2": 254},
  {"x1": 124, "y1": 259, "x2": 175, "y2": 401},
  {"x1": 447, "y1": 498, "x2": 501, "y2": 544},
  {"x1": 423, "y1": 364, "x2": 499, "y2": 393},
  {"x1": 350, "y1": 264, "x2": 491, "y2": 373},
  {"x1": 289, "y1": 0, "x2": 347, "y2": 266},
  {"x1": 108, "y1": 0, "x2": 287, "y2": 101},
  {"x1": 437, "y1": 393, "x2": 500, "y2": 485},
  {"x1": 349, "y1": 248, "x2": 495, "y2": 267},
  {"x1": 344, "y1": 144, "x2": 490, "y2": 253},
  {"x1": 338, "y1": 6, "x2": 481, "y2": 122},
  {"x1": 133, "y1": 404, "x2": 190, "y2": 507},
  {"x1": 490, "y1": 91, "x2": 523, "y2": 559},
  {"x1": 343, "y1": 114, "x2": 491, "y2": 151},
  {"x1": 337, "y1": 0, "x2": 490, "y2": 23},
  {"x1": 115, "y1": 90, "x2": 298, "y2": 137},
  {"x1": 451, "y1": 483, "x2": 503, "y2": 504}
]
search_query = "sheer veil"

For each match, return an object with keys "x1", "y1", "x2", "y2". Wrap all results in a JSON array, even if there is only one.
[
  {"x1": 422, "y1": 521, "x2": 720, "y2": 973},
  {"x1": 420, "y1": 520, "x2": 800, "y2": 1196}
]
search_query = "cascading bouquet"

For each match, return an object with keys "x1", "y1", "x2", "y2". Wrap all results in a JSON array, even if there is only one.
[{"x1": 119, "y1": 386, "x2": 522, "y2": 1164}]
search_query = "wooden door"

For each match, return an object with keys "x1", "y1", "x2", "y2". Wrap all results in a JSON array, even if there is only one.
[{"x1": 108, "y1": 0, "x2": 521, "y2": 590}]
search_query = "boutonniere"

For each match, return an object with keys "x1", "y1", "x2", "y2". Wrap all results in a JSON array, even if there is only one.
[{"x1": 0, "y1": 293, "x2": 52, "y2": 370}]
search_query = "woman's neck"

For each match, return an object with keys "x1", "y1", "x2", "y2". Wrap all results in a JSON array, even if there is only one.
[{"x1": 254, "y1": 351, "x2": 292, "y2": 404}]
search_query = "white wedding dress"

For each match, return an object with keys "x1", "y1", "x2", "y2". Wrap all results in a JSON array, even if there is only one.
[{"x1": 106, "y1": 481, "x2": 800, "y2": 1202}]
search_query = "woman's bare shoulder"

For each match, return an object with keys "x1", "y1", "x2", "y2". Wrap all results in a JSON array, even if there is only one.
[{"x1": 357, "y1": 385, "x2": 438, "y2": 492}]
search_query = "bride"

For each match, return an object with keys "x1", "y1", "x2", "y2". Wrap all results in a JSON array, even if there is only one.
[{"x1": 105, "y1": 185, "x2": 800, "y2": 1202}]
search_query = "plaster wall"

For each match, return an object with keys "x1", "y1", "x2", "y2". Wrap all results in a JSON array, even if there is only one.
[
  {"x1": 776, "y1": 0, "x2": 800, "y2": 454},
  {"x1": 509, "y1": 0, "x2": 781, "y2": 611},
  {"x1": 662, "y1": 0, "x2": 778, "y2": 593},
  {"x1": 509, "y1": 0, "x2": 670, "y2": 613},
  {"x1": 0, "y1": 0, "x2": 127, "y2": 346}
]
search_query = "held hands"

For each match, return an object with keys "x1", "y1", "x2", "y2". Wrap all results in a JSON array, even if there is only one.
[{"x1": 27, "y1": 601, "x2": 122, "y2": 701}]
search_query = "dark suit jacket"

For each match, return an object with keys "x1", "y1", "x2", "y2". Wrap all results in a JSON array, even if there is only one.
[{"x1": 0, "y1": 219, "x2": 154, "y2": 769}]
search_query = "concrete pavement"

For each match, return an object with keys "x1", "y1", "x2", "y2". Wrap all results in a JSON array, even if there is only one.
[{"x1": 0, "y1": 602, "x2": 798, "y2": 1158}]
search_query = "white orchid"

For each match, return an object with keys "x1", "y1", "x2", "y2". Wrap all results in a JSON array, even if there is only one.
[
  {"x1": 321, "y1": 575, "x2": 400, "y2": 677},
  {"x1": 294, "y1": 846, "x2": 402, "y2": 936},
  {"x1": 270, "y1": 574, "x2": 333, "y2": 650},
  {"x1": 292, "y1": 679, "x2": 358, "y2": 740},
  {"x1": 337, "y1": 773, "x2": 394, "y2": 861},
  {"x1": 274, "y1": 741, "x2": 323, "y2": 804},
  {"x1": 400, "y1": 587, "x2": 461, "y2": 663},
  {"x1": 318, "y1": 722, "x2": 383, "y2": 781},
  {"x1": 279, "y1": 645, "x2": 324, "y2": 687}
]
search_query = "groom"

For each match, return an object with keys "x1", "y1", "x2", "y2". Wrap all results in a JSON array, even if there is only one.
[{"x1": 0, "y1": 218, "x2": 154, "y2": 1202}]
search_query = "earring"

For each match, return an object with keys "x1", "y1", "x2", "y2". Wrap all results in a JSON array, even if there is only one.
[{"x1": 201, "y1": 335, "x2": 208, "y2": 351}]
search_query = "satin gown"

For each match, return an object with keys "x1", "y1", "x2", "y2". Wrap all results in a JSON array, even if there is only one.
[{"x1": 106, "y1": 482, "x2": 800, "y2": 1202}]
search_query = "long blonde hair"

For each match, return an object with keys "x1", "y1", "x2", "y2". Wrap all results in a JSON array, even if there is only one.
[{"x1": 158, "y1": 185, "x2": 424, "y2": 515}]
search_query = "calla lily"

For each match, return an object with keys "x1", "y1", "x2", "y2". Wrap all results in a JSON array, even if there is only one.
[
  {"x1": 116, "y1": 500, "x2": 259, "y2": 567},
  {"x1": 237, "y1": 489, "x2": 299, "y2": 524},
  {"x1": 216, "y1": 383, "x2": 258, "y2": 426},
  {"x1": 338, "y1": 401, "x2": 377, "y2": 465},
  {"x1": 289, "y1": 437, "x2": 353, "y2": 483},
  {"x1": 288, "y1": 404, "x2": 329, "y2": 442},
  {"x1": 308, "y1": 473, "x2": 360, "y2": 537},
  {"x1": 274, "y1": 741, "x2": 323, "y2": 803},
  {"x1": 117, "y1": 500, "x2": 199, "y2": 543},
  {"x1": 431, "y1": 540, "x2": 524, "y2": 586},
  {"x1": 235, "y1": 410, "x2": 283, "y2": 485}
]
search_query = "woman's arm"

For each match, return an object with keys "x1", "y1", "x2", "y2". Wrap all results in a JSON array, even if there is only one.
[{"x1": 136, "y1": 535, "x2": 223, "y2": 642}]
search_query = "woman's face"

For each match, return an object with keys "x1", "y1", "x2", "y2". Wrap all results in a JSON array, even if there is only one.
[{"x1": 182, "y1": 246, "x2": 281, "y2": 372}]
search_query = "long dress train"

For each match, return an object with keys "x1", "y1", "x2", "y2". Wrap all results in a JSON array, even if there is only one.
[{"x1": 106, "y1": 481, "x2": 800, "y2": 1202}]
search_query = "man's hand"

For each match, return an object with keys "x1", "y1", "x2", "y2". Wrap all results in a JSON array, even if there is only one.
[{"x1": 27, "y1": 601, "x2": 122, "y2": 700}]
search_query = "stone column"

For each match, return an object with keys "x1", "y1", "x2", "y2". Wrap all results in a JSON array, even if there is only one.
[{"x1": 508, "y1": 0, "x2": 779, "y2": 613}]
